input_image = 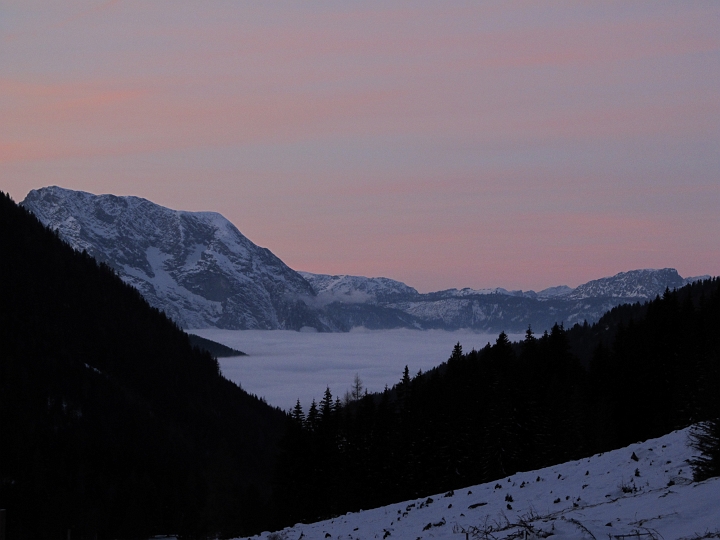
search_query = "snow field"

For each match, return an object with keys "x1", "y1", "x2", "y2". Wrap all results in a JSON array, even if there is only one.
[{"x1": 241, "y1": 428, "x2": 720, "y2": 540}]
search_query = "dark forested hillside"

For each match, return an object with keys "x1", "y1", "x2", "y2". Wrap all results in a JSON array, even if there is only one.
[
  {"x1": 274, "y1": 278, "x2": 720, "y2": 525},
  {"x1": 0, "y1": 192, "x2": 286, "y2": 539}
]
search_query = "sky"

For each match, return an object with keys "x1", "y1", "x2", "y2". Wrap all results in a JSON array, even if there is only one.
[{"x1": 1, "y1": 1, "x2": 719, "y2": 293}]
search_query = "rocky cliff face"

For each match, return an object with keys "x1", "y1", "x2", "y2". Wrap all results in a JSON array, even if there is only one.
[
  {"x1": 22, "y1": 187, "x2": 323, "y2": 330},
  {"x1": 566, "y1": 268, "x2": 695, "y2": 300},
  {"x1": 299, "y1": 268, "x2": 709, "y2": 331},
  {"x1": 23, "y1": 186, "x2": 710, "y2": 333}
]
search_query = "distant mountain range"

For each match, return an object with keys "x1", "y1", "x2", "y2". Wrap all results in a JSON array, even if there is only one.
[{"x1": 22, "y1": 186, "x2": 710, "y2": 333}]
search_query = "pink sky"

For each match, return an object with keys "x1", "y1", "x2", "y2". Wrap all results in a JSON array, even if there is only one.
[{"x1": 2, "y1": 1, "x2": 718, "y2": 292}]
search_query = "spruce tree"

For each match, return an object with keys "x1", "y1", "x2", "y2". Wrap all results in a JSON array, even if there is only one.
[
  {"x1": 319, "y1": 387, "x2": 334, "y2": 423},
  {"x1": 292, "y1": 399, "x2": 305, "y2": 426},
  {"x1": 305, "y1": 399, "x2": 319, "y2": 432}
]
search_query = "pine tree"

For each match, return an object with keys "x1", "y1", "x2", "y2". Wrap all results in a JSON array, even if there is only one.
[
  {"x1": 520, "y1": 325, "x2": 538, "y2": 359},
  {"x1": 319, "y1": 387, "x2": 334, "y2": 422},
  {"x1": 291, "y1": 399, "x2": 305, "y2": 426},
  {"x1": 396, "y1": 365, "x2": 412, "y2": 416},
  {"x1": 305, "y1": 399, "x2": 319, "y2": 432},
  {"x1": 401, "y1": 365, "x2": 411, "y2": 386}
]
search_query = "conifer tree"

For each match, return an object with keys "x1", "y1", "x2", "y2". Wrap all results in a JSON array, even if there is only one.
[
  {"x1": 320, "y1": 387, "x2": 334, "y2": 422},
  {"x1": 305, "y1": 399, "x2": 319, "y2": 432},
  {"x1": 292, "y1": 399, "x2": 305, "y2": 426},
  {"x1": 401, "y1": 365, "x2": 410, "y2": 386}
]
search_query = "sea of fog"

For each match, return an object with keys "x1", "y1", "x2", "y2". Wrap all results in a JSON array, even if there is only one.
[{"x1": 190, "y1": 328, "x2": 523, "y2": 412}]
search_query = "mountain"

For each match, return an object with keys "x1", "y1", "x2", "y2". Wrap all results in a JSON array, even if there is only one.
[
  {"x1": 22, "y1": 186, "x2": 323, "y2": 330},
  {"x1": 22, "y1": 187, "x2": 711, "y2": 333},
  {"x1": 304, "y1": 268, "x2": 710, "y2": 332},
  {"x1": 566, "y1": 267, "x2": 701, "y2": 300},
  {"x1": 298, "y1": 271, "x2": 419, "y2": 302},
  {"x1": 0, "y1": 190, "x2": 286, "y2": 538},
  {"x1": 248, "y1": 427, "x2": 720, "y2": 540}
]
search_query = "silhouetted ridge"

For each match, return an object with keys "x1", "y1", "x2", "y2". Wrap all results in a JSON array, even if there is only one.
[
  {"x1": 0, "y1": 191, "x2": 285, "y2": 539},
  {"x1": 188, "y1": 333, "x2": 246, "y2": 357}
]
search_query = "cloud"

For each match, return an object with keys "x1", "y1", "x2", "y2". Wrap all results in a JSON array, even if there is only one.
[{"x1": 193, "y1": 328, "x2": 523, "y2": 410}]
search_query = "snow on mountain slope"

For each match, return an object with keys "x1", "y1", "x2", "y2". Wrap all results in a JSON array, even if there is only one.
[
  {"x1": 568, "y1": 268, "x2": 686, "y2": 300},
  {"x1": 437, "y1": 287, "x2": 528, "y2": 298},
  {"x1": 299, "y1": 272, "x2": 419, "y2": 303},
  {"x1": 21, "y1": 186, "x2": 713, "y2": 333},
  {"x1": 381, "y1": 270, "x2": 710, "y2": 331},
  {"x1": 22, "y1": 186, "x2": 322, "y2": 330},
  {"x1": 537, "y1": 285, "x2": 574, "y2": 298},
  {"x1": 242, "y1": 427, "x2": 720, "y2": 540}
]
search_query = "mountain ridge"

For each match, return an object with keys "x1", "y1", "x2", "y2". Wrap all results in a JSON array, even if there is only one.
[
  {"x1": 22, "y1": 186, "x2": 711, "y2": 333},
  {"x1": 23, "y1": 186, "x2": 323, "y2": 330}
]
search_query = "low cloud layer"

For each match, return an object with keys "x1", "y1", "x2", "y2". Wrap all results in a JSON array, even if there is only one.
[{"x1": 191, "y1": 328, "x2": 524, "y2": 411}]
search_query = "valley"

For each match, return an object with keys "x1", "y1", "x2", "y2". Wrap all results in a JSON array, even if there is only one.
[{"x1": 191, "y1": 328, "x2": 524, "y2": 411}]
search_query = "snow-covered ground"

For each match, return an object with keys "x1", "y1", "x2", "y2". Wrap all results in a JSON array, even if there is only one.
[
  {"x1": 240, "y1": 427, "x2": 720, "y2": 540},
  {"x1": 190, "y1": 329, "x2": 522, "y2": 412}
]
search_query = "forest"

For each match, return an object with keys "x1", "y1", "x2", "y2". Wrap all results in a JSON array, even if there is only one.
[
  {"x1": 272, "y1": 277, "x2": 720, "y2": 525},
  {"x1": 0, "y1": 191, "x2": 285, "y2": 539},
  {"x1": 1, "y1": 188, "x2": 719, "y2": 538}
]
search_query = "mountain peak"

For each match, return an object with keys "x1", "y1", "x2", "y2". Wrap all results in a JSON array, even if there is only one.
[
  {"x1": 568, "y1": 268, "x2": 686, "y2": 300},
  {"x1": 22, "y1": 187, "x2": 712, "y2": 333},
  {"x1": 22, "y1": 187, "x2": 321, "y2": 330},
  {"x1": 299, "y1": 271, "x2": 419, "y2": 303}
]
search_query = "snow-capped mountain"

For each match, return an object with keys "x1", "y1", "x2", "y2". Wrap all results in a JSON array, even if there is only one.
[
  {"x1": 536, "y1": 285, "x2": 574, "y2": 298},
  {"x1": 240, "y1": 427, "x2": 720, "y2": 540},
  {"x1": 298, "y1": 272, "x2": 419, "y2": 303},
  {"x1": 22, "y1": 186, "x2": 323, "y2": 330},
  {"x1": 566, "y1": 268, "x2": 704, "y2": 301},
  {"x1": 436, "y1": 286, "x2": 528, "y2": 298},
  {"x1": 22, "y1": 186, "x2": 712, "y2": 333},
  {"x1": 299, "y1": 269, "x2": 710, "y2": 332}
]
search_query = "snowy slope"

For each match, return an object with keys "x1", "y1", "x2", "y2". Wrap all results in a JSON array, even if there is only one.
[
  {"x1": 243, "y1": 428, "x2": 720, "y2": 540},
  {"x1": 298, "y1": 270, "x2": 709, "y2": 332},
  {"x1": 22, "y1": 186, "x2": 322, "y2": 330},
  {"x1": 299, "y1": 272, "x2": 419, "y2": 302},
  {"x1": 394, "y1": 269, "x2": 710, "y2": 328},
  {"x1": 568, "y1": 269, "x2": 690, "y2": 300}
]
